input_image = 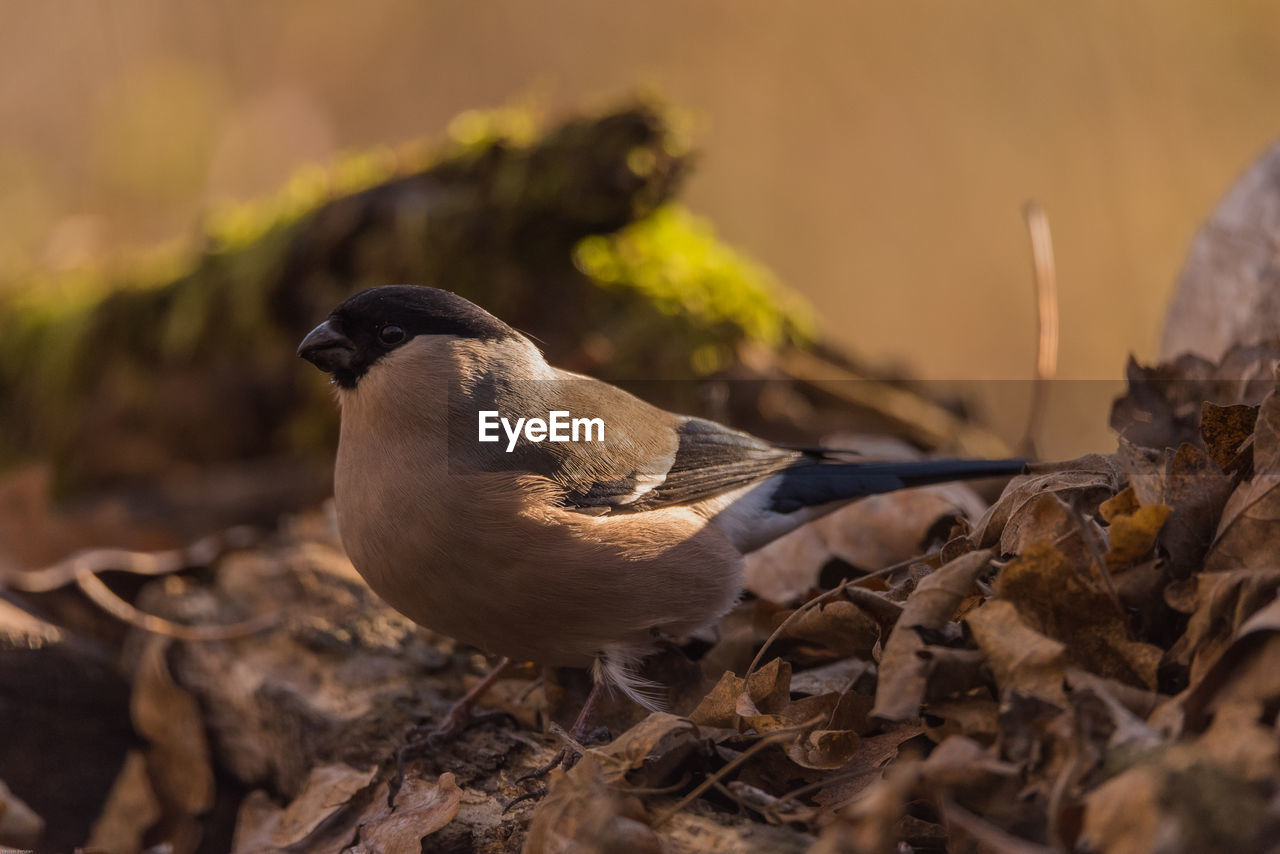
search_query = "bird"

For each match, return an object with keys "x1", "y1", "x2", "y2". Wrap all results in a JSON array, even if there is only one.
[{"x1": 297, "y1": 284, "x2": 1024, "y2": 770}]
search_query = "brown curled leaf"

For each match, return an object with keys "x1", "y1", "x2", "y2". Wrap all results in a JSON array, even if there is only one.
[{"x1": 871, "y1": 548, "x2": 993, "y2": 722}]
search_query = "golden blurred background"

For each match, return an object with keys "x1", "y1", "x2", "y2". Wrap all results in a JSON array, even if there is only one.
[{"x1": 3, "y1": 1, "x2": 1279, "y2": 456}]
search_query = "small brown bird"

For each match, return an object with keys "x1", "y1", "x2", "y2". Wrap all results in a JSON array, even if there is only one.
[{"x1": 298, "y1": 285, "x2": 1022, "y2": 764}]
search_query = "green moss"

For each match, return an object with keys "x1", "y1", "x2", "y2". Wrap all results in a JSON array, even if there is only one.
[
  {"x1": 573, "y1": 204, "x2": 815, "y2": 372},
  {"x1": 0, "y1": 98, "x2": 818, "y2": 491},
  {"x1": 200, "y1": 103, "x2": 547, "y2": 257},
  {"x1": 447, "y1": 105, "x2": 541, "y2": 149},
  {"x1": 204, "y1": 148, "x2": 402, "y2": 252}
]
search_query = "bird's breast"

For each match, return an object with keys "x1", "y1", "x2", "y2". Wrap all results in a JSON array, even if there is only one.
[{"x1": 331, "y1": 406, "x2": 744, "y2": 668}]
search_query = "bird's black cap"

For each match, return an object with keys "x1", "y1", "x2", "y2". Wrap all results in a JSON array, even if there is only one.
[{"x1": 298, "y1": 285, "x2": 518, "y2": 388}]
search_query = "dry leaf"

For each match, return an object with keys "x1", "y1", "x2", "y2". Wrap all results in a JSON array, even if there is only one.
[
  {"x1": 231, "y1": 763, "x2": 380, "y2": 854},
  {"x1": 966, "y1": 601, "x2": 1067, "y2": 705},
  {"x1": 970, "y1": 455, "x2": 1126, "y2": 550},
  {"x1": 1200, "y1": 401, "x2": 1257, "y2": 469},
  {"x1": 348, "y1": 772, "x2": 462, "y2": 854},
  {"x1": 872, "y1": 549, "x2": 992, "y2": 721},
  {"x1": 85, "y1": 750, "x2": 161, "y2": 854},
  {"x1": 270, "y1": 763, "x2": 377, "y2": 848},
  {"x1": 918, "y1": 736, "x2": 1022, "y2": 818},
  {"x1": 996, "y1": 543, "x2": 1161, "y2": 689},
  {"x1": 786, "y1": 728, "x2": 861, "y2": 771},
  {"x1": 1165, "y1": 567, "x2": 1280, "y2": 685},
  {"x1": 923, "y1": 699, "x2": 999, "y2": 744},
  {"x1": 524, "y1": 756, "x2": 659, "y2": 854},
  {"x1": 1099, "y1": 488, "x2": 1170, "y2": 570},
  {"x1": 1080, "y1": 763, "x2": 1176, "y2": 854},
  {"x1": 1181, "y1": 593, "x2": 1280, "y2": 731},
  {"x1": 811, "y1": 728, "x2": 924, "y2": 810},
  {"x1": 1080, "y1": 702, "x2": 1279, "y2": 854},
  {"x1": 1155, "y1": 443, "x2": 1234, "y2": 578},
  {"x1": 590, "y1": 713, "x2": 701, "y2": 787},
  {"x1": 231, "y1": 791, "x2": 279, "y2": 854},
  {"x1": 1064, "y1": 669, "x2": 1160, "y2": 722},
  {"x1": 689, "y1": 658, "x2": 791, "y2": 731},
  {"x1": 994, "y1": 691, "x2": 1068, "y2": 778},
  {"x1": 811, "y1": 762, "x2": 921, "y2": 854},
  {"x1": 1110, "y1": 345, "x2": 1276, "y2": 451},
  {"x1": 772, "y1": 599, "x2": 880, "y2": 659},
  {"x1": 941, "y1": 801, "x2": 1058, "y2": 854},
  {"x1": 0, "y1": 777, "x2": 43, "y2": 849},
  {"x1": 1206, "y1": 383, "x2": 1280, "y2": 573},
  {"x1": 130, "y1": 636, "x2": 215, "y2": 828},
  {"x1": 1066, "y1": 677, "x2": 1162, "y2": 760},
  {"x1": 687, "y1": 671, "x2": 745, "y2": 730},
  {"x1": 789, "y1": 657, "x2": 874, "y2": 697},
  {"x1": 999, "y1": 492, "x2": 1087, "y2": 562}
]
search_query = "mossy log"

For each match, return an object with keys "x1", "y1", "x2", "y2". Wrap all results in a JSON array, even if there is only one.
[{"x1": 0, "y1": 100, "x2": 1006, "y2": 531}]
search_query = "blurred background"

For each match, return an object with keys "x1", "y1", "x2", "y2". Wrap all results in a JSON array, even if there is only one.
[
  {"x1": 3, "y1": 0, "x2": 1279, "y2": 457},
  {"x1": 6, "y1": 7, "x2": 1280, "y2": 849}
]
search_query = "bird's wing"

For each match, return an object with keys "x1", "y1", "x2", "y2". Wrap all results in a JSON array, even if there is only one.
[
  {"x1": 547, "y1": 414, "x2": 804, "y2": 512},
  {"x1": 451, "y1": 367, "x2": 804, "y2": 512},
  {"x1": 624, "y1": 418, "x2": 804, "y2": 510}
]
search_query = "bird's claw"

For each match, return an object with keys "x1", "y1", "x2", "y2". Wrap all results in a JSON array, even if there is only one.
[
  {"x1": 514, "y1": 743, "x2": 583, "y2": 786},
  {"x1": 503, "y1": 745, "x2": 581, "y2": 812},
  {"x1": 394, "y1": 705, "x2": 513, "y2": 785},
  {"x1": 423, "y1": 704, "x2": 512, "y2": 743},
  {"x1": 504, "y1": 720, "x2": 612, "y2": 811}
]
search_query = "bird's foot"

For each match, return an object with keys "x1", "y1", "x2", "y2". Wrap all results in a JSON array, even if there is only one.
[
  {"x1": 394, "y1": 656, "x2": 514, "y2": 782},
  {"x1": 504, "y1": 723, "x2": 611, "y2": 810},
  {"x1": 392, "y1": 705, "x2": 511, "y2": 801},
  {"x1": 403, "y1": 703, "x2": 507, "y2": 750},
  {"x1": 514, "y1": 739, "x2": 582, "y2": 783},
  {"x1": 394, "y1": 704, "x2": 513, "y2": 792},
  {"x1": 519, "y1": 722, "x2": 610, "y2": 780}
]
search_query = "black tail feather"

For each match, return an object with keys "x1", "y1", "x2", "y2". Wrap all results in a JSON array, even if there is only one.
[{"x1": 768, "y1": 458, "x2": 1027, "y2": 513}]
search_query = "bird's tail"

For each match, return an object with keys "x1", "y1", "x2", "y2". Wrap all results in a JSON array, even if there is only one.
[{"x1": 768, "y1": 458, "x2": 1026, "y2": 513}]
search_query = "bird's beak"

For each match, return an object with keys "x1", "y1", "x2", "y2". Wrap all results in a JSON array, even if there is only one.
[{"x1": 298, "y1": 320, "x2": 356, "y2": 374}]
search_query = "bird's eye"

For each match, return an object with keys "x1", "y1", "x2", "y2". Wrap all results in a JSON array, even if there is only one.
[{"x1": 378, "y1": 325, "x2": 406, "y2": 345}]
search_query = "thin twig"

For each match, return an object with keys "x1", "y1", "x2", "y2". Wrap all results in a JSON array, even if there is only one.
[
  {"x1": 611, "y1": 772, "x2": 692, "y2": 795},
  {"x1": 1021, "y1": 201, "x2": 1059, "y2": 457},
  {"x1": 849, "y1": 551, "x2": 937, "y2": 587},
  {"x1": 770, "y1": 765, "x2": 880, "y2": 810},
  {"x1": 942, "y1": 798, "x2": 1062, "y2": 854},
  {"x1": 1045, "y1": 749, "x2": 1083, "y2": 850},
  {"x1": 842, "y1": 586, "x2": 904, "y2": 624},
  {"x1": 745, "y1": 580, "x2": 850, "y2": 685},
  {"x1": 1062, "y1": 501, "x2": 1123, "y2": 615},
  {"x1": 1, "y1": 526, "x2": 273, "y2": 641},
  {"x1": 652, "y1": 717, "x2": 823, "y2": 826},
  {"x1": 1, "y1": 526, "x2": 259, "y2": 593},
  {"x1": 710, "y1": 779, "x2": 749, "y2": 814},
  {"x1": 75, "y1": 569, "x2": 278, "y2": 641},
  {"x1": 744, "y1": 550, "x2": 934, "y2": 684}
]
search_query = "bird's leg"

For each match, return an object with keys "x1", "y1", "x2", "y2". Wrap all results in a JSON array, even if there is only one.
[
  {"x1": 515, "y1": 676, "x2": 609, "y2": 784},
  {"x1": 397, "y1": 656, "x2": 512, "y2": 774},
  {"x1": 432, "y1": 655, "x2": 514, "y2": 738}
]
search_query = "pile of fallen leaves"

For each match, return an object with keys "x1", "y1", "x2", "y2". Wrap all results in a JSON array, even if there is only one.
[
  {"x1": 8, "y1": 345, "x2": 1280, "y2": 853},
  {"x1": 508, "y1": 347, "x2": 1280, "y2": 853}
]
